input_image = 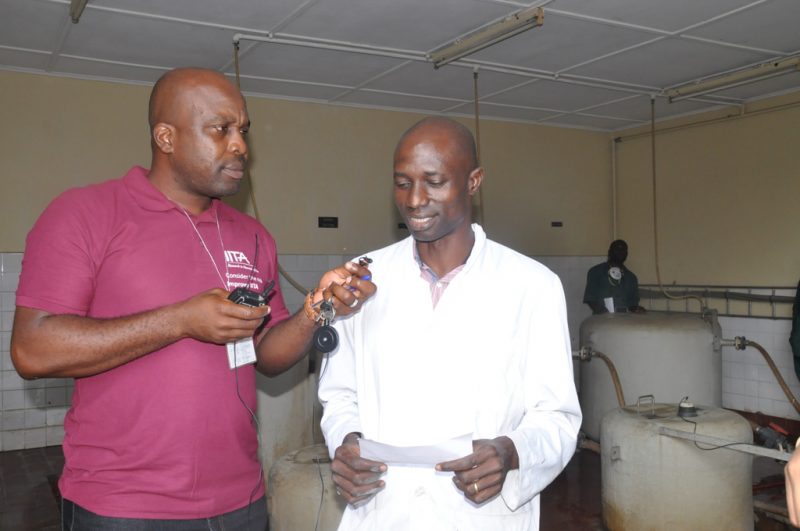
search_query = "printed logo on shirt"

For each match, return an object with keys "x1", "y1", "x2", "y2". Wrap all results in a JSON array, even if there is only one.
[
  {"x1": 225, "y1": 250, "x2": 251, "y2": 265},
  {"x1": 224, "y1": 249, "x2": 263, "y2": 291}
]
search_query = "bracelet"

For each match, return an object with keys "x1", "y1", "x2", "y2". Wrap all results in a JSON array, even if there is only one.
[{"x1": 303, "y1": 289, "x2": 321, "y2": 324}]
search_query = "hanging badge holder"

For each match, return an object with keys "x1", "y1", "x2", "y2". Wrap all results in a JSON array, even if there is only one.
[{"x1": 227, "y1": 338, "x2": 257, "y2": 369}]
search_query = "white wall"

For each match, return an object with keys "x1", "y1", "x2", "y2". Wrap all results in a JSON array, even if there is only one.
[
  {"x1": 719, "y1": 315, "x2": 799, "y2": 420},
  {"x1": 4, "y1": 250, "x2": 797, "y2": 453},
  {"x1": 0, "y1": 250, "x2": 601, "y2": 452},
  {"x1": 0, "y1": 252, "x2": 71, "y2": 451}
]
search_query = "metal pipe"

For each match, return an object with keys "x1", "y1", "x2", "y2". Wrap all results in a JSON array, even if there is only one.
[
  {"x1": 658, "y1": 426, "x2": 791, "y2": 461},
  {"x1": 232, "y1": 39, "x2": 315, "y2": 297},
  {"x1": 578, "y1": 437, "x2": 601, "y2": 454},
  {"x1": 233, "y1": 32, "x2": 665, "y2": 99},
  {"x1": 234, "y1": 32, "x2": 426, "y2": 62},
  {"x1": 639, "y1": 288, "x2": 793, "y2": 305},
  {"x1": 611, "y1": 137, "x2": 618, "y2": 240},
  {"x1": 574, "y1": 347, "x2": 626, "y2": 407},
  {"x1": 736, "y1": 337, "x2": 800, "y2": 415},
  {"x1": 615, "y1": 99, "x2": 800, "y2": 143}
]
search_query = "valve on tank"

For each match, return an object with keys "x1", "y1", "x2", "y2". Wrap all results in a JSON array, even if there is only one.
[{"x1": 677, "y1": 397, "x2": 697, "y2": 418}]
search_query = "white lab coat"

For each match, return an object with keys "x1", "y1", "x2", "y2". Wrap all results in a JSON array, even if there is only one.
[{"x1": 319, "y1": 225, "x2": 581, "y2": 531}]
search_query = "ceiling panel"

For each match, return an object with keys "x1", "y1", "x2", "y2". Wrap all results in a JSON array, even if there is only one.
[
  {"x1": 0, "y1": 47, "x2": 51, "y2": 71},
  {"x1": 51, "y1": 56, "x2": 165, "y2": 84},
  {"x1": 586, "y1": 94, "x2": 714, "y2": 122},
  {"x1": 337, "y1": 90, "x2": 462, "y2": 113},
  {"x1": 0, "y1": 0, "x2": 69, "y2": 51},
  {"x1": 280, "y1": 0, "x2": 512, "y2": 51},
  {"x1": 238, "y1": 76, "x2": 349, "y2": 102},
  {"x1": 91, "y1": 0, "x2": 298, "y2": 33},
  {"x1": 469, "y1": 10, "x2": 656, "y2": 73},
  {"x1": 548, "y1": 0, "x2": 760, "y2": 32},
  {"x1": 570, "y1": 37, "x2": 775, "y2": 88},
  {"x1": 1, "y1": 0, "x2": 798, "y2": 132},
  {"x1": 687, "y1": 0, "x2": 800, "y2": 53},
  {"x1": 541, "y1": 112, "x2": 638, "y2": 131},
  {"x1": 238, "y1": 42, "x2": 405, "y2": 87},
  {"x1": 485, "y1": 79, "x2": 635, "y2": 112},
  {"x1": 363, "y1": 62, "x2": 529, "y2": 101},
  {"x1": 59, "y1": 9, "x2": 236, "y2": 69},
  {"x1": 449, "y1": 102, "x2": 558, "y2": 123}
]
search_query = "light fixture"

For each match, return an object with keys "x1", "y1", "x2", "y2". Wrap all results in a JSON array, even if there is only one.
[
  {"x1": 667, "y1": 55, "x2": 800, "y2": 103},
  {"x1": 70, "y1": 0, "x2": 90, "y2": 24},
  {"x1": 429, "y1": 6, "x2": 544, "y2": 69}
]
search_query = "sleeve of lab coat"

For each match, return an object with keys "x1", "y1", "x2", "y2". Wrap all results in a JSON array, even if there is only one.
[
  {"x1": 318, "y1": 314, "x2": 363, "y2": 459},
  {"x1": 502, "y1": 272, "x2": 582, "y2": 510}
]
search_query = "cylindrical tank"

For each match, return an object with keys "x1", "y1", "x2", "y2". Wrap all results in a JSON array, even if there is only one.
[
  {"x1": 579, "y1": 312, "x2": 722, "y2": 440},
  {"x1": 256, "y1": 362, "x2": 320, "y2": 474},
  {"x1": 268, "y1": 443, "x2": 346, "y2": 531},
  {"x1": 601, "y1": 401, "x2": 753, "y2": 531}
]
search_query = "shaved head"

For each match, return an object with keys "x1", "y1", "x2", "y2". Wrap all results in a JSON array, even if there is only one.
[
  {"x1": 148, "y1": 68, "x2": 242, "y2": 135},
  {"x1": 395, "y1": 117, "x2": 478, "y2": 174}
]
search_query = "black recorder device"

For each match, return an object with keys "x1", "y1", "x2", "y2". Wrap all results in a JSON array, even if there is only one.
[{"x1": 228, "y1": 280, "x2": 275, "y2": 307}]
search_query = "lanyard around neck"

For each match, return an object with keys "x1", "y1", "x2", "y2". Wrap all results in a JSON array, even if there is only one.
[{"x1": 181, "y1": 208, "x2": 229, "y2": 290}]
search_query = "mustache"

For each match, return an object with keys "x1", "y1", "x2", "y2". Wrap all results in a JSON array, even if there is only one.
[{"x1": 222, "y1": 155, "x2": 247, "y2": 169}]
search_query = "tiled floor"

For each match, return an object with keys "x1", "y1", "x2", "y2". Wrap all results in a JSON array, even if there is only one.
[
  {"x1": 3, "y1": 445, "x2": 602, "y2": 530},
  {"x1": 0, "y1": 445, "x2": 63, "y2": 530},
  {"x1": 0, "y1": 444, "x2": 793, "y2": 530},
  {"x1": 541, "y1": 448, "x2": 603, "y2": 529}
]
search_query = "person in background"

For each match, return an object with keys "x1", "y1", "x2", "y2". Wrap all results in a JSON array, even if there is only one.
[
  {"x1": 789, "y1": 279, "x2": 800, "y2": 381},
  {"x1": 318, "y1": 117, "x2": 581, "y2": 530},
  {"x1": 10, "y1": 67, "x2": 374, "y2": 531},
  {"x1": 583, "y1": 239, "x2": 646, "y2": 314}
]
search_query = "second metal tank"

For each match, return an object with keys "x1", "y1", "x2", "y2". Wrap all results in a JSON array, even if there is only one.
[{"x1": 579, "y1": 311, "x2": 722, "y2": 440}]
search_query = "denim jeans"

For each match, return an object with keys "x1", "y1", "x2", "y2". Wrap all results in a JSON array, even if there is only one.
[{"x1": 61, "y1": 497, "x2": 268, "y2": 531}]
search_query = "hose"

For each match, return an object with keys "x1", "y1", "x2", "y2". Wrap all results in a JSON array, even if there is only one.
[
  {"x1": 233, "y1": 41, "x2": 309, "y2": 296},
  {"x1": 649, "y1": 96, "x2": 705, "y2": 313},
  {"x1": 574, "y1": 347, "x2": 626, "y2": 408},
  {"x1": 737, "y1": 338, "x2": 800, "y2": 415}
]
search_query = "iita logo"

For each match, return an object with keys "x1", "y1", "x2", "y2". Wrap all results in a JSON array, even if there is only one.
[{"x1": 224, "y1": 250, "x2": 251, "y2": 265}]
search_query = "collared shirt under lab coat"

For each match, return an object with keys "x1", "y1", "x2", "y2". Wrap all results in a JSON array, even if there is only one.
[{"x1": 319, "y1": 225, "x2": 582, "y2": 531}]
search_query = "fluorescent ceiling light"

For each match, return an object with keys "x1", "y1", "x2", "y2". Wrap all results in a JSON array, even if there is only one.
[
  {"x1": 70, "y1": 0, "x2": 89, "y2": 23},
  {"x1": 429, "y1": 6, "x2": 544, "y2": 69},
  {"x1": 667, "y1": 56, "x2": 800, "y2": 103}
]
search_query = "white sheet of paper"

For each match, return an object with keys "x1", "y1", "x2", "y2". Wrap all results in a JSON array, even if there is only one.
[{"x1": 358, "y1": 433, "x2": 473, "y2": 467}]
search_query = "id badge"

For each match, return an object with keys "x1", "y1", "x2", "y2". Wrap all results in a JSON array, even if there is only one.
[{"x1": 227, "y1": 337, "x2": 257, "y2": 369}]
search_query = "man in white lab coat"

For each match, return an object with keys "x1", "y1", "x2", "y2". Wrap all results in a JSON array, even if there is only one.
[{"x1": 318, "y1": 116, "x2": 581, "y2": 531}]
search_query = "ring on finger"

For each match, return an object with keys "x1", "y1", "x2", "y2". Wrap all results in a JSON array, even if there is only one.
[
  {"x1": 349, "y1": 298, "x2": 359, "y2": 308},
  {"x1": 472, "y1": 481, "x2": 479, "y2": 494}
]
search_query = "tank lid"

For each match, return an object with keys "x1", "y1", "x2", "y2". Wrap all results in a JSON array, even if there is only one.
[{"x1": 621, "y1": 402, "x2": 677, "y2": 419}]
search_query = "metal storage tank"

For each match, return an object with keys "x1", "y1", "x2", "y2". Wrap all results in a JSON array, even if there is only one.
[
  {"x1": 579, "y1": 312, "x2": 722, "y2": 440},
  {"x1": 257, "y1": 362, "x2": 320, "y2": 475},
  {"x1": 268, "y1": 443, "x2": 346, "y2": 531},
  {"x1": 601, "y1": 401, "x2": 753, "y2": 531}
]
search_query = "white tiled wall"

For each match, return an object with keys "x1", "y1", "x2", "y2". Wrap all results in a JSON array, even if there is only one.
[
  {"x1": 719, "y1": 316, "x2": 799, "y2": 420},
  {"x1": 0, "y1": 251, "x2": 349, "y2": 452},
  {"x1": 0, "y1": 252, "x2": 72, "y2": 451},
  {"x1": 4, "y1": 249, "x2": 797, "y2": 453}
]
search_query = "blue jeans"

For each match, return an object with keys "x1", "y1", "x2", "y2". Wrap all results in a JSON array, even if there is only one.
[{"x1": 61, "y1": 497, "x2": 268, "y2": 531}]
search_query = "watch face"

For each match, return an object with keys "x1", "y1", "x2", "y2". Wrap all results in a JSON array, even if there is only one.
[{"x1": 608, "y1": 266, "x2": 623, "y2": 281}]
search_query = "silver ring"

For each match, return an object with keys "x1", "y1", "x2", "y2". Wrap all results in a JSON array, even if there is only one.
[
  {"x1": 336, "y1": 487, "x2": 342, "y2": 496},
  {"x1": 472, "y1": 481, "x2": 479, "y2": 494},
  {"x1": 349, "y1": 298, "x2": 359, "y2": 308}
]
